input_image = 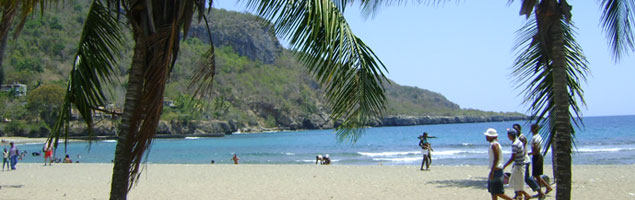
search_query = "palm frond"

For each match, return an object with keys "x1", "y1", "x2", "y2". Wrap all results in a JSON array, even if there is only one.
[
  {"x1": 332, "y1": 0, "x2": 453, "y2": 18},
  {"x1": 599, "y1": 0, "x2": 635, "y2": 61},
  {"x1": 188, "y1": 15, "x2": 216, "y2": 99},
  {"x1": 243, "y1": 0, "x2": 389, "y2": 142},
  {"x1": 512, "y1": 16, "x2": 589, "y2": 155},
  {"x1": 51, "y1": 0, "x2": 124, "y2": 151}
]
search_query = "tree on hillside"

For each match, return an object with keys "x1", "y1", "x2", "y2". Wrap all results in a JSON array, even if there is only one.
[
  {"x1": 0, "y1": 0, "x2": 56, "y2": 86},
  {"x1": 510, "y1": 1, "x2": 634, "y2": 199},
  {"x1": 26, "y1": 84, "x2": 64, "y2": 127},
  {"x1": 53, "y1": 0, "x2": 388, "y2": 199}
]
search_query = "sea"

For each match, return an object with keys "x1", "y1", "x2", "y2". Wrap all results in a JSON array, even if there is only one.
[{"x1": 12, "y1": 115, "x2": 635, "y2": 166}]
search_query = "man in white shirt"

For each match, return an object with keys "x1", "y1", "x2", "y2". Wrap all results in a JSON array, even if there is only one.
[{"x1": 530, "y1": 124, "x2": 553, "y2": 198}]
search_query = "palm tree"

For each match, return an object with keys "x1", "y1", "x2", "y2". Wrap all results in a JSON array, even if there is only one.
[
  {"x1": 53, "y1": 0, "x2": 388, "y2": 199},
  {"x1": 511, "y1": 1, "x2": 634, "y2": 199},
  {"x1": 0, "y1": 0, "x2": 55, "y2": 86}
]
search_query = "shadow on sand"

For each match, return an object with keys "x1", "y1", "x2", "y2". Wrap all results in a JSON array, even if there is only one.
[
  {"x1": 0, "y1": 185, "x2": 24, "y2": 189},
  {"x1": 428, "y1": 177, "x2": 488, "y2": 189}
]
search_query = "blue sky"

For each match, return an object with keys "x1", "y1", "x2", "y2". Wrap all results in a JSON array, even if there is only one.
[{"x1": 214, "y1": 1, "x2": 635, "y2": 117}]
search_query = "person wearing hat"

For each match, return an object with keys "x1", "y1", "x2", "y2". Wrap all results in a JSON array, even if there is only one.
[
  {"x1": 484, "y1": 128, "x2": 513, "y2": 200},
  {"x1": 503, "y1": 128, "x2": 531, "y2": 200}
]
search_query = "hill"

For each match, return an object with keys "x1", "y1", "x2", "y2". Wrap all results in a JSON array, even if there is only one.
[{"x1": 0, "y1": 2, "x2": 525, "y2": 137}]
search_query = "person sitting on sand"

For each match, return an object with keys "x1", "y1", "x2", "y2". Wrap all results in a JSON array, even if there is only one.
[
  {"x1": 63, "y1": 154, "x2": 73, "y2": 163},
  {"x1": 484, "y1": 128, "x2": 513, "y2": 200},
  {"x1": 503, "y1": 129, "x2": 531, "y2": 200},
  {"x1": 231, "y1": 154, "x2": 239, "y2": 164},
  {"x1": 418, "y1": 132, "x2": 434, "y2": 171}
]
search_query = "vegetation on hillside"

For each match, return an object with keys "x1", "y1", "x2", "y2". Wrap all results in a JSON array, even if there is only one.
[{"x1": 0, "y1": 1, "x2": 523, "y2": 137}]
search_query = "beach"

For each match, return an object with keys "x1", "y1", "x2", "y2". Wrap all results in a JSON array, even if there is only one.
[{"x1": 1, "y1": 164, "x2": 633, "y2": 200}]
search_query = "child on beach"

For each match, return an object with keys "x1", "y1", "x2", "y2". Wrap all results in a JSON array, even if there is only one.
[{"x1": 2, "y1": 148, "x2": 9, "y2": 170}]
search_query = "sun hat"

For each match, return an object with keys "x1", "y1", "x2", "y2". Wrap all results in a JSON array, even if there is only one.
[{"x1": 483, "y1": 128, "x2": 498, "y2": 137}]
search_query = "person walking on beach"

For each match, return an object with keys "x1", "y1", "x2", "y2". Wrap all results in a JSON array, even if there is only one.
[
  {"x1": 503, "y1": 129, "x2": 531, "y2": 200},
  {"x1": 231, "y1": 154, "x2": 240, "y2": 164},
  {"x1": 43, "y1": 142, "x2": 53, "y2": 166},
  {"x1": 2, "y1": 148, "x2": 9, "y2": 170},
  {"x1": 418, "y1": 132, "x2": 434, "y2": 171},
  {"x1": 529, "y1": 124, "x2": 553, "y2": 198},
  {"x1": 513, "y1": 124, "x2": 542, "y2": 198},
  {"x1": 484, "y1": 128, "x2": 513, "y2": 200},
  {"x1": 8, "y1": 142, "x2": 19, "y2": 170}
]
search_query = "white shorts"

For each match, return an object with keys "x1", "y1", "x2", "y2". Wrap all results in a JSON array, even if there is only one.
[
  {"x1": 510, "y1": 164, "x2": 525, "y2": 191},
  {"x1": 421, "y1": 149, "x2": 430, "y2": 156}
]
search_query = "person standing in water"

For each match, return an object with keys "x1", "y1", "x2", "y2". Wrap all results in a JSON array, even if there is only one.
[{"x1": 231, "y1": 154, "x2": 240, "y2": 164}]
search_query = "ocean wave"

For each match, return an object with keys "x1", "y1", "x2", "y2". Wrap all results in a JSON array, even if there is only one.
[
  {"x1": 358, "y1": 151, "x2": 419, "y2": 157},
  {"x1": 358, "y1": 149, "x2": 490, "y2": 159},
  {"x1": 372, "y1": 157, "x2": 420, "y2": 162},
  {"x1": 433, "y1": 150, "x2": 487, "y2": 156},
  {"x1": 577, "y1": 147, "x2": 635, "y2": 153}
]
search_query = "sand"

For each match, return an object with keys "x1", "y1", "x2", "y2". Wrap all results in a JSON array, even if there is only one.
[{"x1": 1, "y1": 163, "x2": 634, "y2": 200}]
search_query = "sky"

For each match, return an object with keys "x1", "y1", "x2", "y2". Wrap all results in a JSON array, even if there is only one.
[{"x1": 213, "y1": 0, "x2": 635, "y2": 117}]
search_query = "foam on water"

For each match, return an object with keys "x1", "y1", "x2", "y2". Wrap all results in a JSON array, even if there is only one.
[{"x1": 11, "y1": 115, "x2": 635, "y2": 165}]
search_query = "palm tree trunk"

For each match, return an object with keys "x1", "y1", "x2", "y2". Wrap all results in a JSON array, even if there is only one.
[
  {"x1": 549, "y1": 17, "x2": 573, "y2": 200},
  {"x1": 110, "y1": 31, "x2": 147, "y2": 200},
  {"x1": 0, "y1": 5, "x2": 17, "y2": 86}
]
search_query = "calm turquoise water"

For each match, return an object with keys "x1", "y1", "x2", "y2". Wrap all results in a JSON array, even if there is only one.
[{"x1": 12, "y1": 115, "x2": 635, "y2": 165}]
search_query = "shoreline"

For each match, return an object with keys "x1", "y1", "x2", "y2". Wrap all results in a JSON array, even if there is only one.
[{"x1": 2, "y1": 163, "x2": 633, "y2": 199}]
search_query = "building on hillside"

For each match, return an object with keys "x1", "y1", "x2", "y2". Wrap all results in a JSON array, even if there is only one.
[
  {"x1": 0, "y1": 83, "x2": 27, "y2": 96},
  {"x1": 163, "y1": 99, "x2": 177, "y2": 108}
]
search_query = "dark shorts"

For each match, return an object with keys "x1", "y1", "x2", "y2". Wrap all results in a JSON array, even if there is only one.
[
  {"x1": 532, "y1": 154, "x2": 544, "y2": 177},
  {"x1": 488, "y1": 169, "x2": 505, "y2": 195}
]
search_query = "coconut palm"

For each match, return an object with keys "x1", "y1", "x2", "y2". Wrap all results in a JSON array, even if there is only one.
[
  {"x1": 511, "y1": 1, "x2": 634, "y2": 199},
  {"x1": 52, "y1": 0, "x2": 388, "y2": 199},
  {"x1": 0, "y1": 0, "x2": 56, "y2": 86}
]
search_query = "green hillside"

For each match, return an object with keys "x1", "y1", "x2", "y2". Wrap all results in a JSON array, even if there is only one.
[{"x1": 0, "y1": 1, "x2": 524, "y2": 136}]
